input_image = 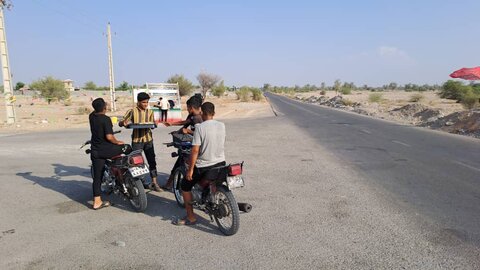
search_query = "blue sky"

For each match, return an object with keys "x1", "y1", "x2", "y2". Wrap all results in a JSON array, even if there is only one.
[{"x1": 5, "y1": 0, "x2": 480, "y2": 87}]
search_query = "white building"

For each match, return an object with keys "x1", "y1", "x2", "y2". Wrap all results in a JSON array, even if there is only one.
[{"x1": 63, "y1": 79, "x2": 74, "y2": 92}]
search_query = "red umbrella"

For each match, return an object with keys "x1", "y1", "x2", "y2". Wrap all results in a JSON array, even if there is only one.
[{"x1": 449, "y1": 66, "x2": 480, "y2": 80}]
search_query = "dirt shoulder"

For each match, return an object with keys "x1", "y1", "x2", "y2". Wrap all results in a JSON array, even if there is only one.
[
  {"x1": 0, "y1": 91, "x2": 273, "y2": 134},
  {"x1": 286, "y1": 90, "x2": 480, "y2": 138}
]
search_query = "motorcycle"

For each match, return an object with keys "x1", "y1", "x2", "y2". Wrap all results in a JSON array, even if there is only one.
[
  {"x1": 165, "y1": 134, "x2": 248, "y2": 236},
  {"x1": 80, "y1": 131, "x2": 148, "y2": 212}
]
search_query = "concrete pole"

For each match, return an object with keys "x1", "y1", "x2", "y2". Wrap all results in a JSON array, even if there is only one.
[
  {"x1": 107, "y1": 22, "x2": 116, "y2": 112},
  {"x1": 0, "y1": 6, "x2": 15, "y2": 123}
]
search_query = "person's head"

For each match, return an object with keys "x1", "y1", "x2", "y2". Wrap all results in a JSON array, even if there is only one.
[
  {"x1": 200, "y1": 102, "x2": 215, "y2": 121},
  {"x1": 92, "y1": 98, "x2": 107, "y2": 113},
  {"x1": 186, "y1": 96, "x2": 202, "y2": 114},
  {"x1": 159, "y1": 97, "x2": 163, "y2": 100},
  {"x1": 137, "y1": 92, "x2": 150, "y2": 110}
]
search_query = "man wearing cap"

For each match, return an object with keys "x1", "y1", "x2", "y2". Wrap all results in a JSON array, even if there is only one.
[{"x1": 119, "y1": 92, "x2": 162, "y2": 192}]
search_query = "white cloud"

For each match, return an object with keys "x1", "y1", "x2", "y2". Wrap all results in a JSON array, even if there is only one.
[{"x1": 377, "y1": 46, "x2": 415, "y2": 64}]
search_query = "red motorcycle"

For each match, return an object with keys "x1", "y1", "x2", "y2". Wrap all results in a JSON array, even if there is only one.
[
  {"x1": 81, "y1": 131, "x2": 148, "y2": 212},
  {"x1": 166, "y1": 134, "x2": 250, "y2": 236}
]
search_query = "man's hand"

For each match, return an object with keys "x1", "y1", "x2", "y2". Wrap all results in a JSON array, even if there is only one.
[
  {"x1": 122, "y1": 118, "x2": 130, "y2": 127},
  {"x1": 186, "y1": 169, "x2": 193, "y2": 181},
  {"x1": 181, "y1": 127, "x2": 189, "y2": 134},
  {"x1": 116, "y1": 140, "x2": 125, "y2": 145}
]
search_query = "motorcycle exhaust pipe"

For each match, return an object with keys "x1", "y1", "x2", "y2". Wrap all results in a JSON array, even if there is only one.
[{"x1": 238, "y1": 203, "x2": 252, "y2": 213}]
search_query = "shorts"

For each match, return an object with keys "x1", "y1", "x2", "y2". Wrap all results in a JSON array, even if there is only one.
[{"x1": 181, "y1": 161, "x2": 226, "y2": 192}]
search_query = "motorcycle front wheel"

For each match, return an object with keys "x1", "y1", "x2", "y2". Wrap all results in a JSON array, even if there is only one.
[
  {"x1": 173, "y1": 166, "x2": 185, "y2": 208},
  {"x1": 126, "y1": 176, "x2": 147, "y2": 212},
  {"x1": 213, "y1": 186, "x2": 240, "y2": 236}
]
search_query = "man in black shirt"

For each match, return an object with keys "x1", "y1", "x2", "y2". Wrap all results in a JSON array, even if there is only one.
[
  {"x1": 162, "y1": 95, "x2": 203, "y2": 190},
  {"x1": 89, "y1": 98, "x2": 126, "y2": 210}
]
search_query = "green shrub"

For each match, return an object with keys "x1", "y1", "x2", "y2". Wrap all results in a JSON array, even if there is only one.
[
  {"x1": 212, "y1": 80, "x2": 226, "y2": 97},
  {"x1": 167, "y1": 74, "x2": 194, "y2": 96},
  {"x1": 368, "y1": 93, "x2": 383, "y2": 103},
  {"x1": 340, "y1": 87, "x2": 352, "y2": 95},
  {"x1": 461, "y1": 92, "x2": 480, "y2": 109},
  {"x1": 236, "y1": 87, "x2": 251, "y2": 102},
  {"x1": 320, "y1": 90, "x2": 326, "y2": 95},
  {"x1": 30, "y1": 76, "x2": 69, "y2": 104},
  {"x1": 409, "y1": 93, "x2": 424, "y2": 103},
  {"x1": 76, "y1": 107, "x2": 90, "y2": 115},
  {"x1": 251, "y1": 88, "x2": 263, "y2": 101},
  {"x1": 439, "y1": 80, "x2": 471, "y2": 101}
]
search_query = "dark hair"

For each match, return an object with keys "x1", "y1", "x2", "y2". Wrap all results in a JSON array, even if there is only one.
[
  {"x1": 92, "y1": 98, "x2": 106, "y2": 113},
  {"x1": 137, "y1": 92, "x2": 150, "y2": 102},
  {"x1": 186, "y1": 95, "x2": 202, "y2": 109},
  {"x1": 201, "y1": 102, "x2": 215, "y2": 116}
]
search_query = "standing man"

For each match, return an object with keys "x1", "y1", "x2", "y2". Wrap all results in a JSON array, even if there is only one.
[
  {"x1": 89, "y1": 98, "x2": 127, "y2": 210},
  {"x1": 156, "y1": 97, "x2": 170, "y2": 122},
  {"x1": 176, "y1": 102, "x2": 226, "y2": 225},
  {"x1": 119, "y1": 92, "x2": 162, "y2": 192}
]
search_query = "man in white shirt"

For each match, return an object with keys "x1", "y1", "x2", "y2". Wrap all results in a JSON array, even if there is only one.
[
  {"x1": 176, "y1": 102, "x2": 226, "y2": 226},
  {"x1": 156, "y1": 97, "x2": 170, "y2": 122}
]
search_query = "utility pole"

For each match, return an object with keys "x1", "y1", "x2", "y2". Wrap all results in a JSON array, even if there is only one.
[
  {"x1": 107, "y1": 22, "x2": 116, "y2": 112},
  {"x1": 0, "y1": 3, "x2": 15, "y2": 123}
]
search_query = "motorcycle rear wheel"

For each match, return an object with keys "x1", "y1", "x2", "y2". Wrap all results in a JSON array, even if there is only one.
[
  {"x1": 173, "y1": 167, "x2": 185, "y2": 208},
  {"x1": 126, "y1": 176, "x2": 147, "y2": 212},
  {"x1": 213, "y1": 186, "x2": 240, "y2": 236}
]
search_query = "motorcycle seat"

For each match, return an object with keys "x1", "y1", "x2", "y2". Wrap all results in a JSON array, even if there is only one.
[{"x1": 108, "y1": 154, "x2": 124, "y2": 161}]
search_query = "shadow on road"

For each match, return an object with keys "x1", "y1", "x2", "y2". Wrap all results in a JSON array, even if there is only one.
[
  {"x1": 143, "y1": 188, "x2": 224, "y2": 236},
  {"x1": 16, "y1": 169, "x2": 92, "y2": 209},
  {"x1": 17, "y1": 164, "x2": 224, "y2": 236}
]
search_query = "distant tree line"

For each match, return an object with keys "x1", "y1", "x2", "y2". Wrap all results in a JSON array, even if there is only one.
[{"x1": 265, "y1": 80, "x2": 442, "y2": 94}]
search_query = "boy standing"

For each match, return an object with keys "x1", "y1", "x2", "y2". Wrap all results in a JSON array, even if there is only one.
[{"x1": 119, "y1": 92, "x2": 162, "y2": 192}]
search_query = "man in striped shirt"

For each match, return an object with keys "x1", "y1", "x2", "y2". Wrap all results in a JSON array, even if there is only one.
[{"x1": 119, "y1": 92, "x2": 162, "y2": 192}]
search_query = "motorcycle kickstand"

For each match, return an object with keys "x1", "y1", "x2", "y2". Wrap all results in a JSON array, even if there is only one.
[{"x1": 207, "y1": 212, "x2": 214, "y2": 223}]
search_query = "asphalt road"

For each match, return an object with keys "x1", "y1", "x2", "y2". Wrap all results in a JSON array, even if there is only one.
[{"x1": 1, "y1": 95, "x2": 479, "y2": 269}]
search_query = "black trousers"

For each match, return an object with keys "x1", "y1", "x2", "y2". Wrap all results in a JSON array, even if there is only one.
[
  {"x1": 161, "y1": 109, "x2": 168, "y2": 121},
  {"x1": 90, "y1": 145, "x2": 124, "y2": 197},
  {"x1": 132, "y1": 141, "x2": 157, "y2": 178},
  {"x1": 181, "y1": 161, "x2": 226, "y2": 192}
]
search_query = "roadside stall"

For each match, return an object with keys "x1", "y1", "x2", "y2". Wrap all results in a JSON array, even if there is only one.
[{"x1": 132, "y1": 83, "x2": 182, "y2": 124}]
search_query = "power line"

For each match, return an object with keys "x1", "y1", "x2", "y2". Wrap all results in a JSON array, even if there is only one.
[{"x1": 31, "y1": 0, "x2": 104, "y2": 36}]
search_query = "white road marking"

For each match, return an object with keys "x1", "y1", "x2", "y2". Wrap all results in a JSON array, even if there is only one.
[
  {"x1": 361, "y1": 129, "x2": 371, "y2": 134},
  {"x1": 276, "y1": 97, "x2": 322, "y2": 116},
  {"x1": 451, "y1": 160, "x2": 480, "y2": 173},
  {"x1": 391, "y1": 140, "x2": 411, "y2": 147}
]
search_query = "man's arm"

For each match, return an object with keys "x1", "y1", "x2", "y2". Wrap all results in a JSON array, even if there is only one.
[
  {"x1": 186, "y1": 145, "x2": 199, "y2": 181},
  {"x1": 186, "y1": 124, "x2": 202, "y2": 180},
  {"x1": 106, "y1": 134, "x2": 124, "y2": 145},
  {"x1": 105, "y1": 117, "x2": 124, "y2": 145},
  {"x1": 119, "y1": 110, "x2": 132, "y2": 127},
  {"x1": 163, "y1": 119, "x2": 188, "y2": 127}
]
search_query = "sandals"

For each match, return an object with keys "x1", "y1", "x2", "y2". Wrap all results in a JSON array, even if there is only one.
[
  {"x1": 149, "y1": 183, "x2": 163, "y2": 192},
  {"x1": 93, "y1": 201, "x2": 111, "y2": 210},
  {"x1": 173, "y1": 217, "x2": 197, "y2": 226}
]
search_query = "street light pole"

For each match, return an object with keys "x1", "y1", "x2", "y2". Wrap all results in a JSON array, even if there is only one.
[
  {"x1": 0, "y1": 4, "x2": 15, "y2": 124},
  {"x1": 107, "y1": 22, "x2": 116, "y2": 112}
]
